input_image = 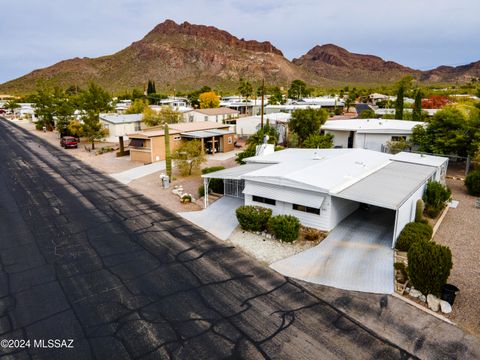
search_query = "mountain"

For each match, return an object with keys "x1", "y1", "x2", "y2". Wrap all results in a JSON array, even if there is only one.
[
  {"x1": 292, "y1": 44, "x2": 419, "y2": 84},
  {"x1": 1, "y1": 21, "x2": 479, "y2": 94},
  {"x1": 0, "y1": 20, "x2": 314, "y2": 94},
  {"x1": 420, "y1": 60, "x2": 480, "y2": 83}
]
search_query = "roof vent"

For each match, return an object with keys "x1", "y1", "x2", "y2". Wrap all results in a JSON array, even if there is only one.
[
  {"x1": 355, "y1": 161, "x2": 366, "y2": 167},
  {"x1": 313, "y1": 148, "x2": 323, "y2": 160}
]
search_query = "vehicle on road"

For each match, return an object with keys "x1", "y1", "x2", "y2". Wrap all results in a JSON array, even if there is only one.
[{"x1": 60, "y1": 136, "x2": 79, "y2": 149}]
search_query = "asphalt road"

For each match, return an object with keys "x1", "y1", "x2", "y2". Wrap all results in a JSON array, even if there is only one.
[{"x1": 0, "y1": 119, "x2": 467, "y2": 359}]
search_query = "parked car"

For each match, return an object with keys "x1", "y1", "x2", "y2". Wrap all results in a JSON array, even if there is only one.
[{"x1": 60, "y1": 136, "x2": 79, "y2": 149}]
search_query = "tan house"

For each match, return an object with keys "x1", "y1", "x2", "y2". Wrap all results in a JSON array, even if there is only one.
[{"x1": 128, "y1": 121, "x2": 236, "y2": 163}]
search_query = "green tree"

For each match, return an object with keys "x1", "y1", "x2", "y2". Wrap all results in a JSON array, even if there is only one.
[
  {"x1": 411, "y1": 107, "x2": 480, "y2": 157},
  {"x1": 33, "y1": 85, "x2": 56, "y2": 130},
  {"x1": 78, "y1": 82, "x2": 112, "y2": 149},
  {"x1": 173, "y1": 140, "x2": 206, "y2": 176},
  {"x1": 187, "y1": 86, "x2": 211, "y2": 108},
  {"x1": 288, "y1": 80, "x2": 309, "y2": 100},
  {"x1": 238, "y1": 79, "x2": 253, "y2": 114},
  {"x1": 269, "y1": 86, "x2": 285, "y2": 105},
  {"x1": 199, "y1": 91, "x2": 220, "y2": 109},
  {"x1": 395, "y1": 84, "x2": 404, "y2": 120},
  {"x1": 55, "y1": 91, "x2": 76, "y2": 136},
  {"x1": 164, "y1": 124, "x2": 172, "y2": 178},
  {"x1": 142, "y1": 106, "x2": 181, "y2": 127},
  {"x1": 125, "y1": 99, "x2": 148, "y2": 114},
  {"x1": 344, "y1": 93, "x2": 356, "y2": 112},
  {"x1": 412, "y1": 89, "x2": 423, "y2": 122},
  {"x1": 288, "y1": 108, "x2": 329, "y2": 146},
  {"x1": 147, "y1": 80, "x2": 156, "y2": 95},
  {"x1": 359, "y1": 109, "x2": 376, "y2": 118},
  {"x1": 303, "y1": 133, "x2": 334, "y2": 149},
  {"x1": 5, "y1": 99, "x2": 20, "y2": 115}
]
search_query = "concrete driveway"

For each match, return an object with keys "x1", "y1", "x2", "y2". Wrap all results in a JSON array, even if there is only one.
[
  {"x1": 110, "y1": 160, "x2": 166, "y2": 184},
  {"x1": 271, "y1": 207, "x2": 395, "y2": 294},
  {"x1": 179, "y1": 196, "x2": 243, "y2": 240}
]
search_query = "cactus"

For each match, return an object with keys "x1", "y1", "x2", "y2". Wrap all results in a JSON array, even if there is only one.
[
  {"x1": 164, "y1": 124, "x2": 172, "y2": 179},
  {"x1": 415, "y1": 198, "x2": 425, "y2": 222}
]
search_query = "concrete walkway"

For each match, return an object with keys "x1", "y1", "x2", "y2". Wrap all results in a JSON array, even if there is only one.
[
  {"x1": 206, "y1": 150, "x2": 237, "y2": 161},
  {"x1": 110, "y1": 161, "x2": 166, "y2": 184},
  {"x1": 179, "y1": 196, "x2": 243, "y2": 240},
  {"x1": 271, "y1": 207, "x2": 395, "y2": 294}
]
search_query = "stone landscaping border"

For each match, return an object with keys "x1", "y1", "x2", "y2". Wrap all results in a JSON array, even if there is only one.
[{"x1": 392, "y1": 293, "x2": 455, "y2": 325}]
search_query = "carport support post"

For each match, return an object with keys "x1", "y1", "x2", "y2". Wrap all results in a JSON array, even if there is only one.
[{"x1": 203, "y1": 178, "x2": 209, "y2": 208}]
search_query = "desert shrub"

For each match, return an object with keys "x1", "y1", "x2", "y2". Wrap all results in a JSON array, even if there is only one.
[
  {"x1": 394, "y1": 262, "x2": 408, "y2": 283},
  {"x1": 423, "y1": 181, "x2": 451, "y2": 218},
  {"x1": 236, "y1": 205, "x2": 272, "y2": 232},
  {"x1": 408, "y1": 241, "x2": 452, "y2": 297},
  {"x1": 465, "y1": 170, "x2": 480, "y2": 196},
  {"x1": 303, "y1": 227, "x2": 320, "y2": 241},
  {"x1": 395, "y1": 222, "x2": 433, "y2": 252},
  {"x1": 267, "y1": 215, "x2": 300, "y2": 243},
  {"x1": 201, "y1": 166, "x2": 225, "y2": 174},
  {"x1": 197, "y1": 184, "x2": 211, "y2": 198}
]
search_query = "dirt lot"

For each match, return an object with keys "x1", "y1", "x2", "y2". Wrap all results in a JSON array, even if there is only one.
[{"x1": 434, "y1": 178, "x2": 480, "y2": 337}]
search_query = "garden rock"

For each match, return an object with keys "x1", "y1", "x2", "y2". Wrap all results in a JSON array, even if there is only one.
[
  {"x1": 440, "y1": 300, "x2": 452, "y2": 314},
  {"x1": 427, "y1": 294, "x2": 440, "y2": 312},
  {"x1": 419, "y1": 295, "x2": 426, "y2": 303},
  {"x1": 409, "y1": 288, "x2": 422, "y2": 298}
]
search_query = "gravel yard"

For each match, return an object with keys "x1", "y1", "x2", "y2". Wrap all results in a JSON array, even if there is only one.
[
  {"x1": 434, "y1": 178, "x2": 480, "y2": 337},
  {"x1": 228, "y1": 227, "x2": 322, "y2": 265}
]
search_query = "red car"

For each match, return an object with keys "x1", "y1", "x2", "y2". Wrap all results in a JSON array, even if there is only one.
[{"x1": 60, "y1": 136, "x2": 79, "y2": 149}]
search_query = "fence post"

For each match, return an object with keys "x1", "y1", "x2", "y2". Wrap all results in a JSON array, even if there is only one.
[{"x1": 466, "y1": 156, "x2": 471, "y2": 176}]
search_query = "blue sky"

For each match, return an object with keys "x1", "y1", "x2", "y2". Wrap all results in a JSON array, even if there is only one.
[{"x1": 1, "y1": 0, "x2": 479, "y2": 83}]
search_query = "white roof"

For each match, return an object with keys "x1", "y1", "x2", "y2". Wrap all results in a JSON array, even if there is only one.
[
  {"x1": 390, "y1": 152, "x2": 449, "y2": 167},
  {"x1": 202, "y1": 163, "x2": 271, "y2": 180},
  {"x1": 321, "y1": 119, "x2": 425, "y2": 134},
  {"x1": 100, "y1": 113, "x2": 142, "y2": 124},
  {"x1": 243, "y1": 149, "x2": 392, "y2": 193}
]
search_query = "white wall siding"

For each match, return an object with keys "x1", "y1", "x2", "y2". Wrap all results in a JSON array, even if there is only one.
[
  {"x1": 101, "y1": 121, "x2": 139, "y2": 143},
  {"x1": 325, "y1": 130, "x2": 350, "y2": 148},
  {"x1": 393, "y1": 183, "x2": 426, "y2": 245},
  {"x1": 244, "y1": 194, "x2": 332, "y2": 230},
  {"x1": 354, "y1": 133, "x2": 412, "y2": 152},
  {"x1": 329, "y1": 197, "x2": 359, "y2": 229}
]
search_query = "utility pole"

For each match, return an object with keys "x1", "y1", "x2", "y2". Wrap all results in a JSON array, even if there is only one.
[{"x1": 260, "y1": 78, "x2": 265, "y2": 129}]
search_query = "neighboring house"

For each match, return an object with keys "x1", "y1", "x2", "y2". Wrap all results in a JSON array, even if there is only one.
[
  {"x1": 115, "y1": 100, "x2": 132, "y2": 114},
  {"x1": 374, "y1": 108, "x2": 439, "y2": 118},
  {"x1": 220, "y1": 96, "x2": 267, "y2": 115},
  {"x1": 264, "y1": 104, "x2": 323, "y2": 114},
  {"x1": 292, "y1": 97, "x2": 344, "y2": 109},
  {"x1": 236, "y1": 112, "x2": 291, "y2": 143},
  {"x1": 99, "y1": 114, "x2": 143, "y2": 143},
  {"x1": 128, "y1": 121, "x2": 235, "y2": 163},
  {"x1": 184, "y1": 108, "x2": 239, "y2": 124},
  {"x1": 202, "y1": 148, "x2": 448, "y2": 247},
  {"x1": 321, "y1": 119, "x2": 425, "y2": 151}
]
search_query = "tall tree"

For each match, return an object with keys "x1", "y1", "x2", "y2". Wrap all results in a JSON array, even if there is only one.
[
  {"x1": 164, "y1": 124, "x2": 172, "y2": 178},
  {"x1": 395, "y1": 84, "x2": 404, "y2": 120},
  {"x1": 147, "y1": 80, "x2": 156, "y2": 95},
  {"x1": 412, "y1": 89, "x2": 423, "y2": 122},
  {"x1": 199, "y1": 91, "x2": 220, "y2": 109},
  {"x1": 79, "y1": 82, "x2": 112, "y2": 149},
  {"x1": 125, "y1": 99, "x2": 148, "y2": 114},
  {"x1": 142, "y1": 106, "x2": 181, "y2": 127},
  {"x1": 288, "y1": 108, "x2": 329, "y2": 146},
  {"x1": 288, "y1": 80, "x2": 309, "y2": 100},
  {"x1": 238, "y1": 79, "x2": 253, "y2": 114},
  {"x1": 173, "y1": 140, "x2": 206, "y2": 176},
  {"x1": 269, "y1": 87, "x2": 285, "y2": 105}
]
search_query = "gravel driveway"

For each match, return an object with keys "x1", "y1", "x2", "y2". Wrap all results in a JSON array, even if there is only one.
[{"x1": 434, "y1": 178, "x2": 480, "y2": 337}]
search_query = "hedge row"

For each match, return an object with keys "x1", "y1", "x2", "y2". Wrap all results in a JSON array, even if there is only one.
[{"x1": 395, "y1": 222, "x2": 433, "y2": 252}]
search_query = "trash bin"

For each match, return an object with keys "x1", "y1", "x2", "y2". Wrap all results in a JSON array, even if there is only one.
[{"x1": 441, "y1": 284, "x2": 459, "y2": 306}]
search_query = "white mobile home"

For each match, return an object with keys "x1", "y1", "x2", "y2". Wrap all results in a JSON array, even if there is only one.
[
  {"x1": 184, "y1": 108, "x2": 239, "y2": 124},
  {"x1": 99, "y1": 114, "x2": 143, "y2": 143},
  {"x1": 202, "y1": 148, "x2": 448, "y2": 247},
  {"x1": 321, "y1": 119, "x2": 424, "y2": 151}
]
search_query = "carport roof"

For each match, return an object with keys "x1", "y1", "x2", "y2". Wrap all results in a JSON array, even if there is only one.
[
  {"x1": 202, "y1": 163, "x2": 272, "y2": 180},
  {"x1": 334, "y1": 162, "x2": 436, "y2": 210},
  {"x1": 181, "y1": 129, "x2": 233, "y2": 138}
]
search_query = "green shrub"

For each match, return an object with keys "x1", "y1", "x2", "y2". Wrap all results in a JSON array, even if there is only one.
[
  {"x1": 236, "y1": 205, "x2": 272, "y2": 232},
  {"x1": 465, "y1": 170, "x2": 480, "y2": 196},
  {"x1": 407, "y1": 241, "x2": 452, "y2": 297},
  {"x1": 202, "y1": 167, "x2": 225, "y2": 194},
  {"x1": 267, "y1": 215, "x2": 300, "y2": 243},
  {"x1": 201, "y1": 166, "x2": 225, "y2": 174},
  {"x1": 423, "y1": 181, "x2": 451, "y2": 218},
  {"x1": 395, "y1": 222, "x2": 433, "y2": 252},
  {"x1": 197, "y1": 184, "x2": 211, "y2": 198}
]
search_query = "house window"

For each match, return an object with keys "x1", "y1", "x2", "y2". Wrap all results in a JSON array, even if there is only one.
[
  {"x1": 252, "y1": 195, "x2": 276, "y2": 206},
  {"x1": 227, "y1": 136, "x2": 232, "y2": 144},
  {"x1": 204, "y1": 116, "x2": 208, "y2": 122},
  {"x1": 134, "y1": 122, "x2": 141, "y2": 131},
  {"x1": 129, "y1": 138, "x2": 145, "y2": 148},
  {"x1": 391, "y1": 136, "x2": 407, "y2": 141},
  {"x1": 293, "y1": 204, "x2": 320, "y2": 215},
  {"x1": 189, "y1": 115, "x2": 194, "y2": 122}
]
